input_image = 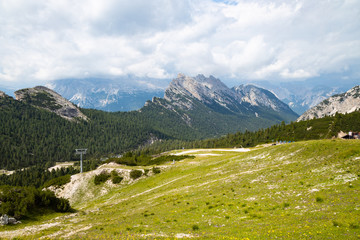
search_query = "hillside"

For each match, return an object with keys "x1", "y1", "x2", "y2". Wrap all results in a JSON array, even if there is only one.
[
  {"x1": 1, "y1": 140, "x2": 359, "y2": 239},
  {"x1": 136, "y1": 110, "x2": 360, "y2": 155},
  {"x1": 0, "y1": 96, "x2": 168, "y2": 170}
]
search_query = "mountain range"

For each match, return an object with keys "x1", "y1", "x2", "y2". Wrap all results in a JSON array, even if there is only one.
[
  {"x1": 44, "y1": 76, "x2": 358, "y2": 115},
  {"x1": 46, "y1": 77, "x2": 165, "y2": 112}
]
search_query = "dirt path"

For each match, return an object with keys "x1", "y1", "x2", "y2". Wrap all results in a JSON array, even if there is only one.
[
  {"x1": 106, "y1": 175, "x2": 189, "y2": 205},
  {"x1": 173, "y1": 148, "x2": 251, "y2": 155}
]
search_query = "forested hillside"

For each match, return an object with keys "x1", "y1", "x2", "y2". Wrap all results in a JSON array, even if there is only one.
[
  {"x1": 0, "y1": 81, "x2": 298, "y2": 170},
  {"x1": 137, "y1": 111, "x2": 360, "y2": 154},
  {"x1": 0, "y1": 92, "x2": 257, "y2": 170},
  {"x1": 0, "y1": 95, "x2": 165, "y2": 170}
]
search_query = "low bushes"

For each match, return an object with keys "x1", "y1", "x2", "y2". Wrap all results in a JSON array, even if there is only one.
[
  {"x1": 94, "y1": 170, "x2": 124, "y2": 185},
  {"x1": 94, "y1": 172, "x2": 111, "y2": 185},
  {"x1": 130, "y1": 170, "x2": 143, "y2": 179},
  {"x1": 152, "y1": 167, "x2": 161, "y2": 174},
  {"x1": 108, "y1": 154, "x2": 194, "y2": 166},
  {"x1": 111, "y1": 170, "x2": 123, "y2": 184}
]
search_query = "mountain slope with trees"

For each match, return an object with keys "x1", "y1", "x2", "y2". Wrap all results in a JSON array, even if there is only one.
[
  {"x1": 136, "y1": 110, "x2": 360, "y2": 155},
  {"x1": 0, "y1": 75, "x2": 298, "y2": 170}
]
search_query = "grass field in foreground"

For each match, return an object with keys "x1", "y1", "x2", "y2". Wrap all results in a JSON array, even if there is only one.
[{"x1": 1, "y1": 139, "x2": 360, "y2": 239}]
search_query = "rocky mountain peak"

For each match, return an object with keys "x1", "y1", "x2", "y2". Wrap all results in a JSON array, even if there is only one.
[
  {"x1": 164, "y1": 74, "x2": 243, "y2": 112},
  {"x1": 297, "y1": 85, "x2": 360, "y2": 122},
  {"x1": 232, "y1": 84, "x2": 294, "y2": 113},
  {"x1": 344, "y1": 85, "x2": 360, "y2": 97},
  {"x1": 14, "y1": 86, "x2": 88, "y2": 121}
]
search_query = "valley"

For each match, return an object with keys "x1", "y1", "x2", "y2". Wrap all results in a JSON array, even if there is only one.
[
  {"x1": 1, "y1": 1, "x2": 359, "y2": 239},
  {"x1": 1, "y1": 139, "x2": 359, "y2": 239},
  {"x1": 1, "y1": 75, "x2": 359, "y2": 239}
]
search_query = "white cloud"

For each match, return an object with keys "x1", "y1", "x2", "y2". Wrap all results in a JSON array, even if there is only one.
[{"x1": 0, "y1": 0, "x2": 359, "y2": 87}]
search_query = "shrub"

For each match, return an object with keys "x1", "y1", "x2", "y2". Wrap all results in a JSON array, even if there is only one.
[
  {"x1": 316, "y1": 196, "x2": 324, "y2": 203},
  {"x1": 192, "y1": 224, "x2": 199, "y2": 230},
  {"x1": 152, "y1": 167, "x2": 161, "y2": 174},
  {"x1": 112, "y1": 176, "x2": 123, "y2": 184},
  {"x1": 283, "y1": 202, "x2": 290, "y2": 208},
  {"x1": 55, "y1": 197, "x2": 71, "y2": 212},
  {"x1": 94, "y1": 172, "x2": 111, "y2": 185},
  {"x1": 111, "y1": 170, "x2": 118, "y2": 177},
  {"x1": 130, "y1": 170, "x2": 142, "y2": 179}
]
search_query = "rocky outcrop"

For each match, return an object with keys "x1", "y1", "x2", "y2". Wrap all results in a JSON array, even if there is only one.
[
  {"x1": 0, "y1": 214, "x2": 21, "y2": 225},
  {"x1": 297, "y1": 86, "x2": 360, "y2": 122},
  {"x1": 0, "y1": 90, "x2": 7, "y2": 98},
  {"x1": 14, "y1": 86, "x2": 88, "y2": 121}
]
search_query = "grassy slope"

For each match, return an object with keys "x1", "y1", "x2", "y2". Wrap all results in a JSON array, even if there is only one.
[{"x1": 1, "y1": 139, "x2": 360, "y2": 239}]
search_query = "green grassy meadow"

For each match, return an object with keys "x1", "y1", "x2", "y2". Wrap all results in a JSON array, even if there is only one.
[{"x1": 1, "y1": 139, "x2": 360, "y2": 239}]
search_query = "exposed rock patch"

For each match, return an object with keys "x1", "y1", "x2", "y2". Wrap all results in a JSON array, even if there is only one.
[{"x1": 0, "y1": 91, "x2": 7, "y2": 98}]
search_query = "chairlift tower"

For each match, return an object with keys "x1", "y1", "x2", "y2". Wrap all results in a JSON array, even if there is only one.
[{"x1": 75, "y1": 149, "x2": 87, "y2": 173}]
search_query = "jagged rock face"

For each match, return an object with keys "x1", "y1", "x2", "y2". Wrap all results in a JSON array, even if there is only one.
[
  {"x1": 14, "y1": 86, "x2": 88, "y2": 121},
  {"x1": 297, "y1": 85, "x2": 360, "y2": 122},
  {"x1": 233, "y1": 84, "x2": 293, "y2": 112},
  {"x1": 164, "y1": 74, "x2": 244, "y2": 112}
]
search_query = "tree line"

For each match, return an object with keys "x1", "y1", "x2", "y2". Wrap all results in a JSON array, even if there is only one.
[{"x1": 135, "y1": 111, "x2": 360, "y2": 155}]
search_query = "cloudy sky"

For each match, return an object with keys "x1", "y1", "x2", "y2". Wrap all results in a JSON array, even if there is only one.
[{"x1": 0, "y1": 0, "x2": 359, "y2": 88}]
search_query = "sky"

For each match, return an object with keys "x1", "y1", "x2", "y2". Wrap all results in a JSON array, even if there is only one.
[{"x1": 0, "y1": 0, "x2": 359, "y2": 89}]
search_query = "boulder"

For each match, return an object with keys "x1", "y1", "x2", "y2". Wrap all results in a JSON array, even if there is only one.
[{"x1": 0, "y1": 214, "x2": 9, "y2": 225}]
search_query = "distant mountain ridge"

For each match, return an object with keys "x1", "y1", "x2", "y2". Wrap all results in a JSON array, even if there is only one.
[
  {"x1": 297, "y1": 85, "x2": 360, "y2": 121},
  {"x1": 250, "y1": 79, "x2": 358, "y2": 115},
  {"x1": 47, "y1": 77, "x2": 165, "y2": 112},
  {"x1": 42, "y1": 75, "x2": 359, "y2": 115}
]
